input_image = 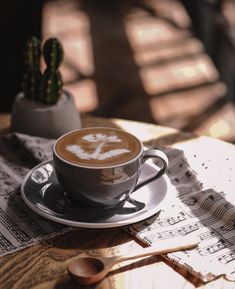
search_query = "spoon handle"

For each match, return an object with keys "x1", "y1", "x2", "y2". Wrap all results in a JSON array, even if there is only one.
[{"x1": 117, "y1": 237, "x2": 200, "y2": 263}]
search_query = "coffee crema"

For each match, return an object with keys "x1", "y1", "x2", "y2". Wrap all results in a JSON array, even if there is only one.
[{"x1": 55, "y1": 127, "x2": 141, "y2": 167}]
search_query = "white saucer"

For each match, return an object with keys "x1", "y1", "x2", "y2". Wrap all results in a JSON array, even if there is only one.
[{"x1": 21, "y1": 160, "x2": 170, "y2": 228}]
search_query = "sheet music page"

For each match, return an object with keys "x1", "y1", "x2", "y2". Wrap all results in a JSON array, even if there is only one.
[
  {"x1": 0, "y1": 133, "x2": 73, "y2": 257},
  {"x1": 125, "y1": 139, "x2": 235, "y2": 282}
]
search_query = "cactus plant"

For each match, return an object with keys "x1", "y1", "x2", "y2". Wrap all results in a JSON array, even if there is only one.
[
  {"x1": 13, "y1": 36, "x2": 81, "y2": 138},
  {"x1": 22, "y1": 37, "x2": 42, "y2": 100},
  {"x1": 40, "y1": 38, "x2": 64, "y2": 105}
]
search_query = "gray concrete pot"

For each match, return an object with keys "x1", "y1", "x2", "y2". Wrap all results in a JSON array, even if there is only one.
[{"x1": 11, "y1": 90, "x2": 81, "y2": 139}]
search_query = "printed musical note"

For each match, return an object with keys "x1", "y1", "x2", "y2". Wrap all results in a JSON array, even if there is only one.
[
  {"x1": 198, "y1": 239, "x2": 227, "y2": 256},
  {"x1": 190, "y1": 193, "x2": 223, "y2": 217},
  {"x1": 199, "y1": 231, "x2": 217, "y2": 241},
  {"x1": 158, "y1": 212, "x2": 187, "y2": 227},
  {"x1": 154, "y1": 221, "x2": 201, "y2": 240},
  {"x1": 218, "y1": 252, "x2": 235, "y2": 264},
  {"x1": 184, "y1": 196, "x2": 199, "y2": 206},
  {"x1": 217, "y1": 213, "x2": 235, "y2": 234},
  {"x1": 167, "y1": 159, "x2": 188, "y2": 175},
  {"x1": 202, "y1": 203, "x2": 233, "y2": 227},
  {"x1": 178, "y1": 222, "x2": 200, "y2": 236}
]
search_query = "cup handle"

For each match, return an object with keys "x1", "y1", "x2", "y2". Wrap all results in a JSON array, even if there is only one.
[{"x1": 134, "y1": 149, "x2": 169, "y2": 191}]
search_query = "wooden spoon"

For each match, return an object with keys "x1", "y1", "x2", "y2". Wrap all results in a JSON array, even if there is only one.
[{"x1": 68, "y1": 237, "x2": 200, "y2": 285}]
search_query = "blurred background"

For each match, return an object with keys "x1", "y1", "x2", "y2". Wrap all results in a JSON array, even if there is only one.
[{"x1": 1, "y1": 0, "x2": 235, "y2": 143}]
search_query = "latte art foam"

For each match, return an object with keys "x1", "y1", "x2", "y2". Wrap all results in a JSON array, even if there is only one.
[{"x1": 55, "y1": 128, "x2": 141, "y2": 167}]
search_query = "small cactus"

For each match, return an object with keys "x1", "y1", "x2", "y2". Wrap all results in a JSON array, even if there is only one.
[
  {"x1": 40, "y1": 38, "x2": 63, "y2": 104},
  {"x1": 22, "y1": 37, "x2": 42, "y2": 100}
]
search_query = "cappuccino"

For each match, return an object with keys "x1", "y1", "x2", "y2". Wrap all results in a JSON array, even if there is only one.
[
  {"x1": 55, "y1": 127, "x2": 141, "y2": 167},
  {"x1": 53, "y1": 127, "x2": 168, "y2": 207}
]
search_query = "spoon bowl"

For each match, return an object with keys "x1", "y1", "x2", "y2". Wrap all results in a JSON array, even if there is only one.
[
  {"x1": 68, "y1": 237, "x2": 200, "y2": 285},
  {"x1": 68, "y1": 257, "x2": 108, "y2": 285}
]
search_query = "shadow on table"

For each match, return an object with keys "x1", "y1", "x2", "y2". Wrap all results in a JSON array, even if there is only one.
[
  {"x1": 54, "y1": 255, "x2": 164, "y2": 289},
  {"x1": 54, "y1": 275, "x2": 78, "y2": 289}
]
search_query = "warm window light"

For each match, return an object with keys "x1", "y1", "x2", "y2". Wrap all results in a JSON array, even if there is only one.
[
  {"x1": 66, "y1": 80, "x2": 98, "y2": 112},
  {"x1": 133, "y1": 38, "x2": 203, "y2": 67},
  {"x1": 41, "y1": 0, "x2": 235, "y2": 142},
  {"x1": 139, "y1": 57, "x2": 217, "y2": 96},
  {"x1": 209, "y1": 120, "x2": 230, "y2": 138},
  {"x1": 63, "y1": 35, "x2": 94, "y2": 79},
  {"x1": 125, "y1": 17, "x2": 189, "y2": 49},
  {"x1": 42, "y1": 1, "x2": 97, "y2": 114}
]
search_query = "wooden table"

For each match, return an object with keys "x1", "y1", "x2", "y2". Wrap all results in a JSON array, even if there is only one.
[{"x1": 0, "y1": 114, "x2": 235, "y2": 289}]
